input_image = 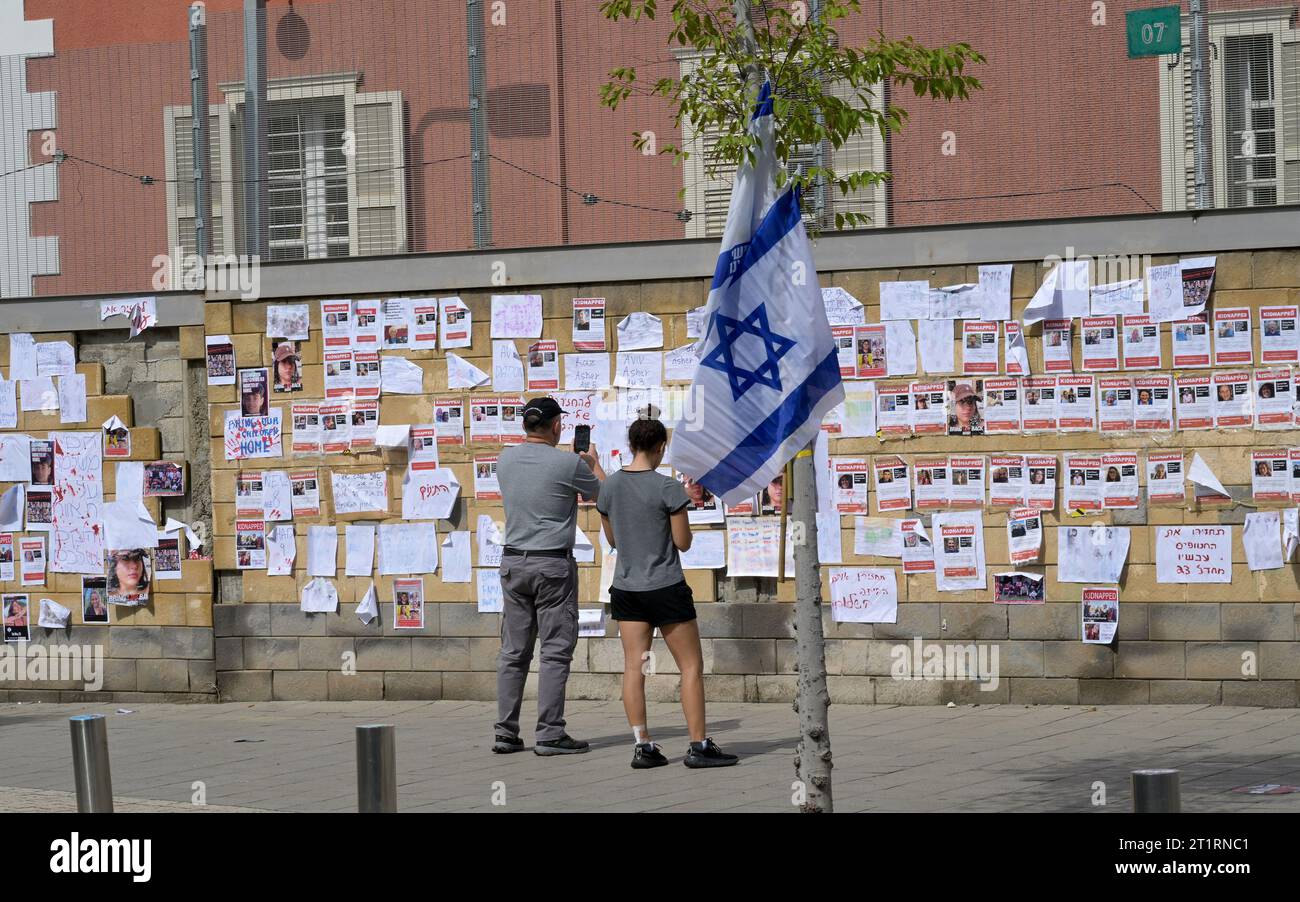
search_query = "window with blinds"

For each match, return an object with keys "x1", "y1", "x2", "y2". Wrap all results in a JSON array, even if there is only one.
[
  {"x1": 164, "y1": 79, "x2": 406, "y2": 260},
  {"x1": 679, "y1": 64, "x2": 887, "y2": 238},
  {"x1": 1159, "y1": 11, "x2": 1300, "y2": 210}
]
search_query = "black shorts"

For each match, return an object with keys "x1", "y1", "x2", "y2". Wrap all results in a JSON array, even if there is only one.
[{"x1": 609, "y1": 580, "x2": 697, "y2": 628}]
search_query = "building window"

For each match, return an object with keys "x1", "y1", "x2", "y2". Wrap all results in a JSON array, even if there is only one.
[
  {"x1": 1223, "y1": 33, "x2": 1277, "y2": 207},
  {"x1": 266, "y1": 99, "x2": 349, "y2": 260},
  {"x1": 1159, "y1": 10, "x2": 1299, "y2": 210},
  {"x1": 164, "y1": 74, "x2": 407, "y2": 259},
  {"x1": 677, "y1": 54, "x2": 887, "y2": 237}
]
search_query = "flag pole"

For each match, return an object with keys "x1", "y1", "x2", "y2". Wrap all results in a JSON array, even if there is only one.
[{"x1": 731, "y1": 0, "x2": 833, "y2": 813}]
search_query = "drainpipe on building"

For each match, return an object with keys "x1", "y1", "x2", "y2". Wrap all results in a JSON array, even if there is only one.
[
  {"x1": 242, "y1": 0, "x2": 269, "y2": 259},
  {"x1": 1189, "y1": 0, "x2": 1215, "y2": 210},
  {"x1": 189, "y1": 3, "x2": 212, "y2": 260}
]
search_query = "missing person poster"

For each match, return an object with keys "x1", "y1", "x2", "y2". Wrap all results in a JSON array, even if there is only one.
[
  {"x1": 473, "y1": 456, "x2": 500, "y2": 500},
  {"x1": 978, "y1": 377, "x2": 1019, "y2": 434},
  {"x1": 572, "y1": 298, "x2": 607, "y2": 351},
  {"x1": 908, "y1": 382, "x2": 947, "y2": 434},
  {"x1": 526, "y1": 340, "x2": 560, "y2": 391},
  {"x1": 393, "y1": 578, "x2": 425, "y2": 630},
  {"x1": 291, "y1": 402, "x2": 320, "y2": 455},
  {"x1": 205, "y1": 335, "x2": 236, "y2": 386},
  {"x1": 1175, "y1": 373, "x2": 1213, "y2": 430},
  {"x1": 1026, "y1": 455, "x2": 1058, "y2": 511},
  {"x1": 1042, "y1": 319, "x2": 1073, "y2": 372},
  {"x1": 832, "y1": 459, "x2": 870, "y2": 513},
  {"x1": 855, "y1": 324, "x2": 887, "y2": 379},
  {"x1": 439, "y1": 297, "x2": 472, "y2": 349},
  {"x1": 875, "y1": 381, "x2": 912, "y2": 437},
  {"x1": 1098, "y1": 377, "x2": 1134, "y2": 432},
  {"x1": 1172, "y1": 314, "x2": 1211, "y2": 368},
  {"x1": 1134, "y1": 375, "x2": 1173, "y2": 431},
  {"x1": 105, "y1": 547, "x2": 150, "y2": 604},
  {"x1": 1081, "y1": 316, "x2": 1119, "y2": 371},
  {"x1": 872, "y1": 456, "x2": 911, "y2": 513},
  {"x1": 946, "y1": 379, "x2": 984, "y2": 436},
  {"x1": 1063, "y1": 453, "x2": 1103, "y2": 511},
  {"x1": 234, "y1": 521, "x2": 266, "y2": 571},
  {"x1": 1006, "y1": 508, "x2": 1043, "y2": 564},
  {"x1": 1146, "y1": 451, "x2": 1185, "y2": 505},
  {"x1": 290, "y1": 470, "x2": 321, "y2": 517},
  {"x1": 1213, "y1": 370, "x2": 1252, "y2": 428},
  {"x1": 1260, "y1": 306, "x2": 1299, "y2": 363},
  {"x1": 988, "y1": 455, "x2": 1027, "y2": 509},
  {"x1": 1212, "y1": 307, "x2": 1253, "y2": 366},
  {"x1": 1082, "y1": 587, "x2": 1119, "y2": 644},
  {"x1": 1121, "y1": 314, "x2": 1161, "y2": 369},
  {"x1": 961, "y1": 321, "x2": 999, "y2": 374},
  {"x1": 1056, "y1": 374, "x2": 1095, "y2": 432},
  {"x1": 1021, "y1": 376, "x2": 1058, "y2": 433},
  {"x1": 411, "y1": 299, "x2": 440, "y2": 350},
  {"x1": 1101, "y1": 452, "x2": 1139, "y2": 509},
  {"x1": 434, "y1": 398, "x2": 466, "y2": 444},
  {"x1": 1252, "y1": 449, "x2": 1291, "y2": 502},
  {"x1": 1254, "y1": 368, "x2": 1293, "y2": 429},
  {"x1": 318, "y1": 400, "x2": 351, "y2": 454},
  {"x1": 19, "y1": 537, "x2": 45, "y2": 587},
  {"x1": 932, "y1": 511, "x2": 985, "y2": 591},
  {"x1": 913, "y1": 457, "x2": 950, "y2": 510},
  {"x1": 947, "y1": 456, "x2": 986, "y2": 510}
]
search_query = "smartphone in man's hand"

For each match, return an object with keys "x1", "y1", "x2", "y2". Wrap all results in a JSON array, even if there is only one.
[{"x1": 573, "y1": 425, "x2": 591, "y2": 454}]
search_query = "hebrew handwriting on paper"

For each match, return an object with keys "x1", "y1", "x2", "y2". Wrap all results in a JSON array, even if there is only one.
[
  {"x1": 829, "y1": 567, "x2": 898, "y2": 623},
  {"x1": 378, "y1": 523, "x2": 438, "y2": 575},
  {"x1": 330, "y1": 470, "x2": 388, "y2": 515},
  {"x1": 50, "y1": 432, "x2": 105, "y2": 575},
  {"x1": 490, "y1": 294, "x2": 543, "y2": 338},
  {"x1": 1155, "y1": 526, "x2": 1231, "y2": 583},
  {"x1": 401, "y1": 464, "x2": 460, "y2": 520}
]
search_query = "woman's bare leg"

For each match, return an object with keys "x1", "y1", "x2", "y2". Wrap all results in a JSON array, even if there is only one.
[
  {"x1": 619, "y1": 621, "x2": 655, "y2": 742},
  {"x1": 660, "y1": 620, "x2": 706, "y2": 742}
]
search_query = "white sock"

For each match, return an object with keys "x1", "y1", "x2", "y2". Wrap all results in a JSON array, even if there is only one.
[{"x1": 632, "y1": 725, "x2": 648, "y2": 744}]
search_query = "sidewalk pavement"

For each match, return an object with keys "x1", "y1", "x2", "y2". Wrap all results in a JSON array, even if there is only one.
[{"x1": 2, "y1": 700, "x2": 1299, "y2": 813}]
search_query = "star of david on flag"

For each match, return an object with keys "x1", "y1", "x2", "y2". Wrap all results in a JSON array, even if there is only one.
[
  {"x1": 700, "y1": 304, "x2": 796, "y2": 400},
  {"x1": 669, "y1": 82, "x2": 845, "y2": 507}
]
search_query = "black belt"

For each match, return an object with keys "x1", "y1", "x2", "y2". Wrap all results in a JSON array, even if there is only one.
[{"x1": 503, "y1": 547, "x2": 571, "y2": 558}]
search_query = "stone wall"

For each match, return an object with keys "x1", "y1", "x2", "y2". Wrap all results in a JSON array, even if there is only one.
[
  {"x1": 203, "y1": 248, "x2": 1300, "y2": 706},
  {"x1": 0, "y1": 327, "x2": 216, "y2": 702}
]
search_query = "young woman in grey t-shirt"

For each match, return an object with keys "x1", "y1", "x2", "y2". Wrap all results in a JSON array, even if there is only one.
[{"x1": 597, "y1": 417, "x2": 738, "y2": 770}]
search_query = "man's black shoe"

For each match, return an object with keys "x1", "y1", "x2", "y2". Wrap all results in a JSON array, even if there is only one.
[
  {"x1": 684, "y1": 737, "x2": 739, "y2": 768},
  {"x1": 492, "y1": 734, "x2": 525, "y2": 754},
  {"x1": 631, "y1": 742, "x2": 669, "y2": 769},
  {"x1": 534, "y1": 734, "x2": 590, "y2": 756}
]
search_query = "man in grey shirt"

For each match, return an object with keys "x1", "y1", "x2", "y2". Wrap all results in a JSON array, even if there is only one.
[{"x1": 493, "y1": 396, "x2": 605, "y2": 755}]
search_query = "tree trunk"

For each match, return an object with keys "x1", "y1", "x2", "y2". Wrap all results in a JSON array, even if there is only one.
[{"x1": 792, "y1": 440, "x2": 833, "y2": 812}]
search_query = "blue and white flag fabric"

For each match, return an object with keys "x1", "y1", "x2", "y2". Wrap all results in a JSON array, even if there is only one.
[{"x1": 669, "y1": 82, "x2": 845, "y2": 506}]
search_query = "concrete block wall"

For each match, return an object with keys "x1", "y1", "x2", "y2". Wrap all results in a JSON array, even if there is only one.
[
  {"x1": 202, "y1": 248, "x2": 1300, "y2": 706},
  {"x1": 0, "y1": 327, "x2": 217, "y2": 702}
]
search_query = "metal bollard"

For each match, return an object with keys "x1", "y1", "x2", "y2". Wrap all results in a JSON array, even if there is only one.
[
  {"x1": 1132, "y1": 769, "x2": 1181, "y2": 813},
  {"x1": 356, "y1": 724, "x2": 396, "y2": 813},
  {"x1": 69, "y1": 715, "x2": 114, "y2": 813}
]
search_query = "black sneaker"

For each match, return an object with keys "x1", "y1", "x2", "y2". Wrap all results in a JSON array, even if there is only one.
[
  {"x1": 492, "y1": 734, "x2": 525, "y2": 754},
  {"x1": 534, "y1": 734, "x2": 590, "y2": 756},
  {"x1": 684, "y1": 737, "x2": 739, "y2": 768},
  {"x1": 631, "y1": 742, "x2": 669, "y2": 769}
]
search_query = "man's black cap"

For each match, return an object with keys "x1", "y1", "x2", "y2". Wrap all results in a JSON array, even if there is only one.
[{"x1": 522, "y1": 396, "x2": 563, "y2": 429}]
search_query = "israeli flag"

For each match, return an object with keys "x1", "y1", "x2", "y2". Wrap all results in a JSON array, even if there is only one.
[{"x1": 670, "y1": 82, "x2": 845, "y2": 507}]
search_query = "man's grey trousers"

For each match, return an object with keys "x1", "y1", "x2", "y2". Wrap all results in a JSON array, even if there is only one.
[{"x1": 495, "y1": 551, "x2": 579, "y2": 742}]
